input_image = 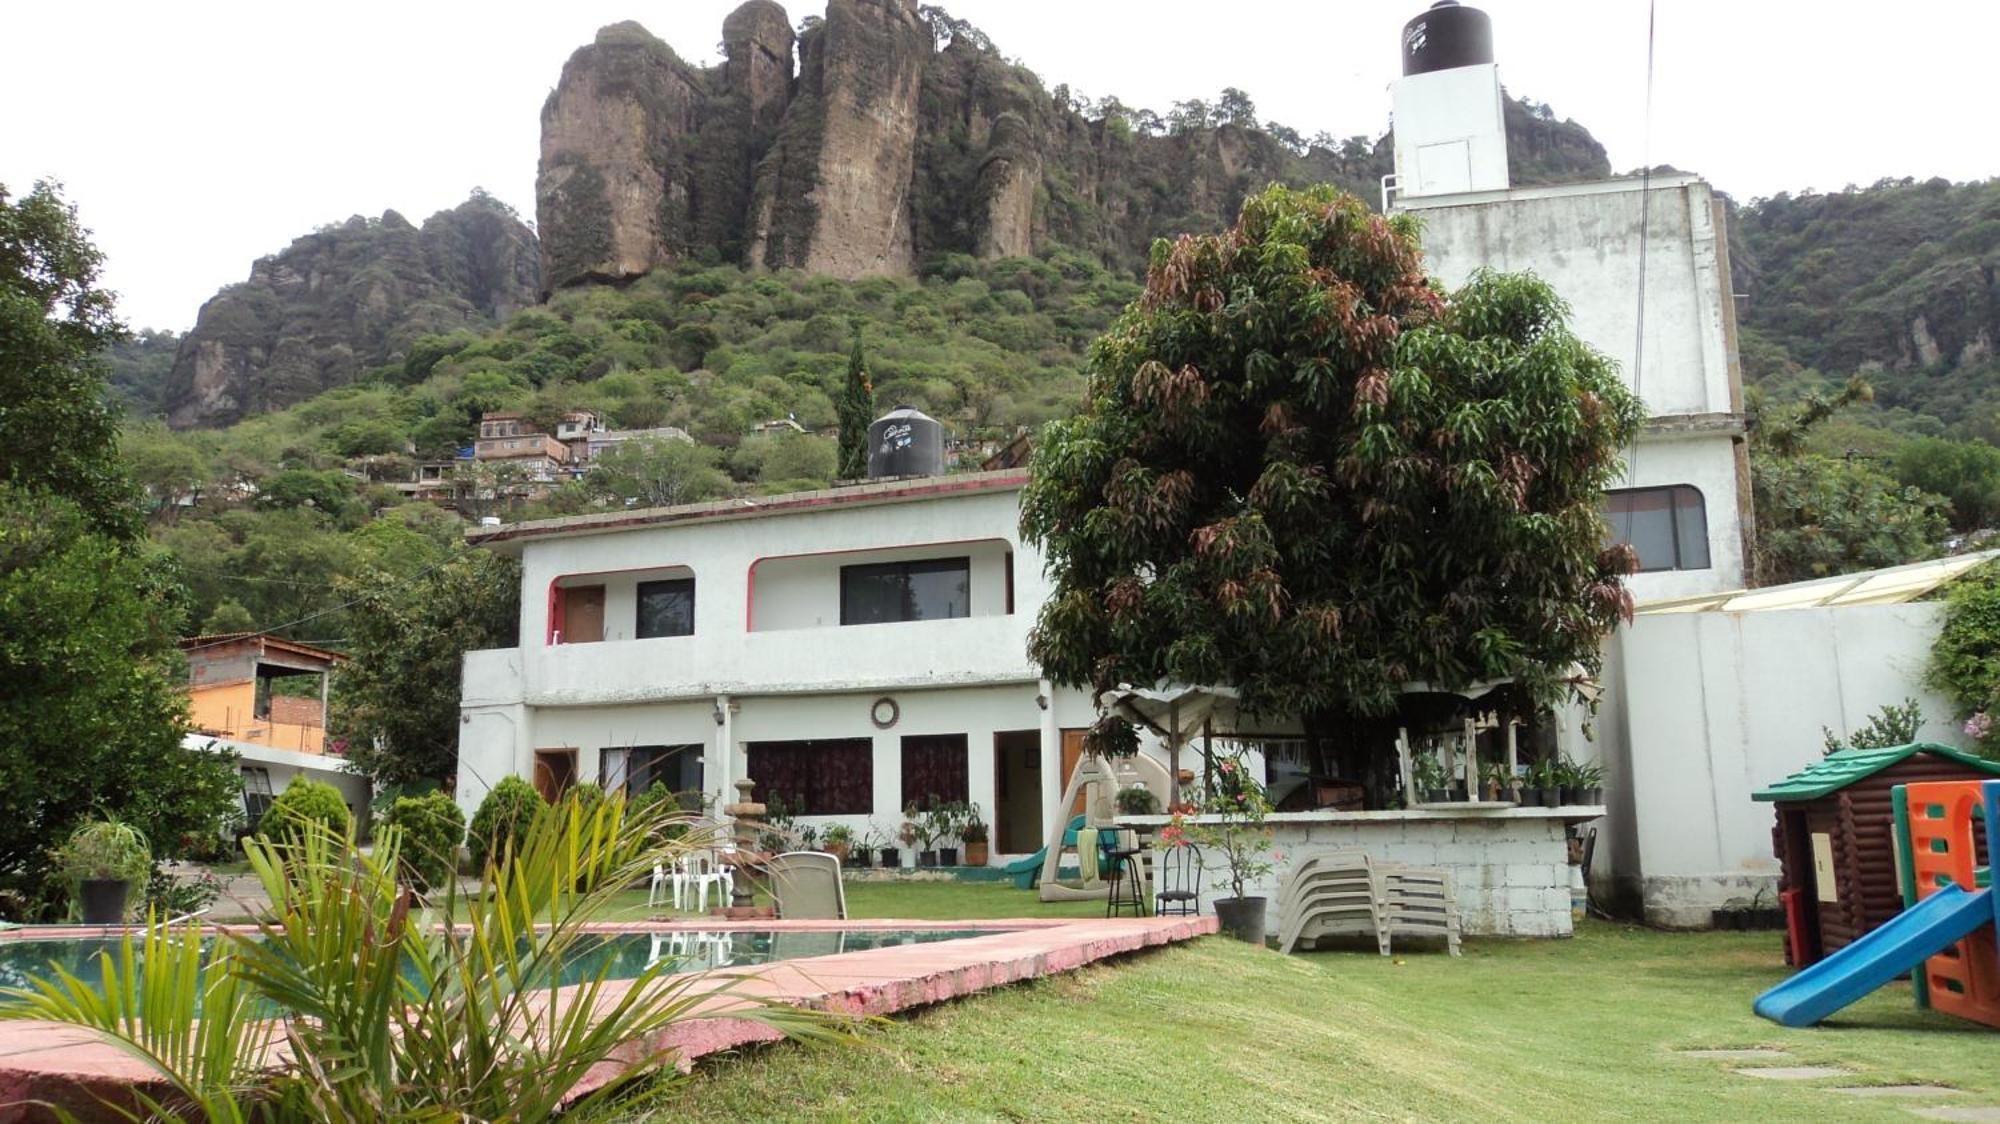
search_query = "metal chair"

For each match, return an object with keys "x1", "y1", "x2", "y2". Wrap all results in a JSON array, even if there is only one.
[{"x1": 1154, "y1": 842, "x2": 1203, "y2": 916}]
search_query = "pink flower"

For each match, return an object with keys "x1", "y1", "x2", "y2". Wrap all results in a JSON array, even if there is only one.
[
  {"x1": 1966, "y1": 712, "x2": 1993, "y2": 740},
  {"x1": 1219, "y1": 760, "x2": 1237, "y2": 774}
]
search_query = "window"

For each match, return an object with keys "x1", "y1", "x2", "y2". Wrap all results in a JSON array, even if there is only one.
[
  {"x1": 746, "y1": 739, "x2": 873, "y2": 815},
  {"x1": 636, "y1": 578, "x2": 696, "y2": 638},
  {"x1": 901, "y1": 733, "x2": 969, "y2": 809},
  {"x1": 241, "y1": 766, "x2": 274, "y2": 822},
  {"x1": 1603, "y1": 485, "x2": 1710, "y2": 572},
  {"x1": 840, "y1": 557, "x2": 970, "y2": 625},
  {"x1": 601, "y1": 744, "x2": 702, "y2": 796}
]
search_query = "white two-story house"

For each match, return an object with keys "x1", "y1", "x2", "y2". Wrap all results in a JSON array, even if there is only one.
[{"x1": 454, "y1": 470, "x2": 1105, "y2": 861}]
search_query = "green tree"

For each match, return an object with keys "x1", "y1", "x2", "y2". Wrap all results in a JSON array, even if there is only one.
[
  {"x1": 329, "y1": 548, "x2": 521, "y2": 788},
  {"x1": 585, "y1": 437, "x2": 726, "y2": 509},
  {"x1": 0, "y1": 487, "x2": 239, "y2": 916},
  {"x1": 1893, "y1": 437, "x2": 2000, "y2": 532},
  {"x1": 1749, "y1": 380, "x2": 1950, "y2": 583},
  {"x1": 0, "y1": 181, "x2": 139, "y2": 537},
  {"x1": 837, "y1": 330, "x2": 875, "y2": 480},
  {"x1": 1022, "y1": 185, "x2": 1642, "y2": 753}
]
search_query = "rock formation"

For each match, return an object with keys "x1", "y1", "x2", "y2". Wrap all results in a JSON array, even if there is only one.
[
  {"x1": 534, "y1": 2, "x2": 1610, "y2": 296},
  {"x1": 163, "y1": 193, "x2": 537, "y2": 427}
]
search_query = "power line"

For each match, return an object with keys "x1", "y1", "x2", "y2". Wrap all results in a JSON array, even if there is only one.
[
  {"x1": 180, "y1": 554, "x2": 460, "y2": 653},
  {"x1": 1625, "y1": 0, "x2": 1658, "y2": 486}
]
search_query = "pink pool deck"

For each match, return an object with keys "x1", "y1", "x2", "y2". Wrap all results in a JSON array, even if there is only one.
[{"x1": 0, "y1": 913, "x2": 1213, "y2": 1120}]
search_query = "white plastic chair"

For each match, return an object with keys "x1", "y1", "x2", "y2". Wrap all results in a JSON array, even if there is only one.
[
  {"x1": 647, "y1": 862, "x2": 672, "y2": 909},
  {"x1": 682, "y1": 849, "x2": 733, "y2": 913}
]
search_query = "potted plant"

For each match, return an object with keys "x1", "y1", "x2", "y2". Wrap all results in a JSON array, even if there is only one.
[
  {"x1": 1529, "y1": 758, "x2": 1561, "y2": 807},
  {"x1": 928, "y1": 802, "x2": 965, "y2": 867},
  {"x1": 822, "y1": 823, "x2": 855, "y2": 863},
  {"x1": 899, "y1": 810, "x2": 927, "y2": 868},
  {"x1": 960, "y1": 810, "x2": 989, "y2": 867},
  {"x1": 1185, "y1": 751, "x2": 1275, "y2": 943},
  {"x1": 1478, "y1": 761, "x2": 1514, "y2": 803},
  {"x1": 1412, "y1": 752, "x2": 1451, "y2": 804},
  {"x1": 58, "y1": 818, "x2": 151, "y2": 925},
  {"x1": 1116, "y1": 785, "x2": 1161, "y2": 816},
  {"x1": 874, "y1": 821, "x2": 902, "y2": 870},
  {"x1": 1565, "y1": 759, "x2": 1605, "y2": 805}
]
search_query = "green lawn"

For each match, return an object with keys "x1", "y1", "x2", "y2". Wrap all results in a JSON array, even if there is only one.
[{"x1": 611, "y1": 887, "x2": 2000, "y2": 1123}]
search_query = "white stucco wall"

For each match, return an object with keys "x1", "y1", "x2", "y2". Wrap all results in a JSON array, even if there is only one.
[
  {"x1": 750, "y1": 540, "x2": 1012, "y2": 632},
  {"x1": 1614, "y1": 433, "x2": 1747, "y2": 602},
  {"x1": 1579, "y1": 603, "x2": 1962, "y2": 926},
  {"x1": 189, "y1": 735, "x2": 374, "y2": 830}
]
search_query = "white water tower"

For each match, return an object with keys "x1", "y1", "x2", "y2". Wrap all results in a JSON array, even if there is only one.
[{"x1": 1387, "y1": 1, "x2": 1509, "y2": 205}]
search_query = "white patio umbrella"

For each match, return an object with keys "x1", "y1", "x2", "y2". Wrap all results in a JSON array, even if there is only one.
[{"x1": 1101, "y1": 681, "x2": 1241, "y2": 807}]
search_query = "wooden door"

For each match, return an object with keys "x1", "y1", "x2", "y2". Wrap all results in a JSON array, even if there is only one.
[
  {"x1": 533, "y1": 749, "x2": 577, "y2": 802},
  {"x1": 562, "y1": 585, "x2": 605, "y2": 643},
  {"x1": 1060, "y1": 728, "x2": 1089, "y2": 817}
]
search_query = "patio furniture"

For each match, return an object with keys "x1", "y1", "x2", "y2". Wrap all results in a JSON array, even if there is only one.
[
  {"x1": 674, "y1": 850, "x2": 734, "y2": 913},
  {"x1": 1154, "y1": 841, "x2": 1203, "y2": 916},
  {"x1": 765, "y1": 850, "x2": 848, "y2": 920},
  {"x1": 1104, "y1": 848, "x2": 1149, "y2": 917},
  {"x1": 1380, "y1": 867, "x2": 1462, "y2": 957},
  {"x1": 1279, "y1": 851, "x2": 1386, "y2": 955}
]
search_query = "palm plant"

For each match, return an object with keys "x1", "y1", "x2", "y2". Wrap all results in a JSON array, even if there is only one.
[{"x1": 1, "y1": 791, "x2": 851, "y2": 1121}]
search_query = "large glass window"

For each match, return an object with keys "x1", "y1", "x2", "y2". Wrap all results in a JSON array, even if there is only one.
[
  {"x1": 1603, "y1": 485, "x2": 1710, "y2": 572},
  {"x1": 840, "y1": 558, "x2": 971, "y2": 625},
  {"x1": 636, "y1": 578, "x2": 696, "y2": 638},
  {"x1": 900, "y1": 734, "x2": 969, "y2": 810},
  {"x1": 745, "y1": 739, "x2": 873, "y2": 815},
  {"x1": 601, "y1": 744, "x2": 702, "y2": 797}
]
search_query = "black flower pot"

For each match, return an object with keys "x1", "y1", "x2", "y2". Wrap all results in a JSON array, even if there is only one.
[
  {"x1": 918, "y1": 850, "x2": 939, "y2": 869},
  {"x1": 1213, "y1": 896, "x2": 1268, "y2": 943},
  {"x1": 1585, "y1": 786, "x2": 1604, "y2": 805},
  {"x1": 1561, "y1": 785, "x2": 1582, "y2": 806},
  {"x1": 849, "y1": 849, "x2": 871, "y2": 869},
  {"x1": 938, "y1": 847, "x2": 959, "y2": 867},
  {"x1": 1425, "y1": 788, "x2": 1450, "y2": 804},
  {"x1": 80, "y1": 879, "x2": 129, "y2": 925},
  {"x1": 1535, "y1": 786, "x2": 1560, "y2": 808},
  {"x1": 881, "y1": 848, "x2": 902, "y2": 869}
]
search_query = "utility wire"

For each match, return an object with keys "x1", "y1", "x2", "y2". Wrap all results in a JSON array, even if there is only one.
[
  {"x1": 180, "y1": 554, "x2": 459, "y2": 653},
  {"x1": 1624, "y1": 0, "x2": 1658, "y2": 487}
]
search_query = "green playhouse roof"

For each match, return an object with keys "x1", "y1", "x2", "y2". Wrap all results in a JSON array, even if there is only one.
[{"x1": 1752, "y1": 742, "x2": 2000, "y2": 802}]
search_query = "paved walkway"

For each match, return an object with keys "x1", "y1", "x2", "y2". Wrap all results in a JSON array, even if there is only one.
[{"x1": 1679, "y1": 1045, "x2": 2000, "y2": 1121}]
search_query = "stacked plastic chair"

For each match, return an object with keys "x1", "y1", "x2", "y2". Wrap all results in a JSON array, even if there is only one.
[
  {"x1": 1279, "y1": 852, "x2": 1387, "y2": 955},
  {"x1": 1380, "y1": 867, "x2": 1463, "y2": 957}
]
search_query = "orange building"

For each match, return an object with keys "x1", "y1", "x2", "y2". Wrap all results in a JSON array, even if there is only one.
[{"x1": 179, "y1": 634, "x2": 347, "y2": 755}]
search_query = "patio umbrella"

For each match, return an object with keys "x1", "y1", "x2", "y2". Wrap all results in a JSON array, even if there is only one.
[{"x1": 1101, "y1": 682, "x2": 1241, "y2": 807}]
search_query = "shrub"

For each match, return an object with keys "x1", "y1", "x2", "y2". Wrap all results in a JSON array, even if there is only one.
[
  {"x1": 56, "y1": 819, "x2": 151, "y2": 884},
  {"x1": 258, "y1": 778, "x2": 353, "y2": 840},
  {"x1": 1115, "y1": 786, "x2": 1161, "y2": 816},
  {"x1": 1929, "y1": 562, "x2": 2000, "y2": 758},
  {"x1": 468, "y1": 776, "x2": 542, "y2": 869},
  {"x1": 382, "y1": 790, "x2": 467, "y2": 890}
]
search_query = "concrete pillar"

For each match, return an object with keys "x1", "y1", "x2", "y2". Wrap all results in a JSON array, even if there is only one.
[
  {"x1": 1038, "y1": 678, "x2": 1061, "y2": 834},
  {"x1": 713, "y1": 693, "x2": 734, "y2": 824}
]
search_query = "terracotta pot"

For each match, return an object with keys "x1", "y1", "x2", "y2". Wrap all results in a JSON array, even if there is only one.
[
  {"x1": 827, "y1": 842, "x2": 851, "y2": 864},
  {"x1": 964, "y1": 841, "x2": 988, "y2": 866}
]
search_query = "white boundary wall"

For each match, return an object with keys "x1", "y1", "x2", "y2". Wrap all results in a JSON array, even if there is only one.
[{"x1": 1569, "y1": 603, "x2": 1964, "y2": 927}]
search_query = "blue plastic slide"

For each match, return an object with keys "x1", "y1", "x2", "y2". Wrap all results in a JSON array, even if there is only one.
[{"x1": 1754, "y1": 884, "x2": 1994, "y2": 1027}]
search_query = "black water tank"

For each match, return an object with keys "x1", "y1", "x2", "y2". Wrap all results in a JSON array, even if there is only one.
[
  {"x1": 1401, "y1": 1, "x2": 1494, "y2": 76},
  {"x1": 866, "y1": 404, "x2": 945, "y2": 478}
]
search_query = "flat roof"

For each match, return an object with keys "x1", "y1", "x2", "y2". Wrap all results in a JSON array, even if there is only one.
[
  {"x1": 467, "y1": 468, "x2": 1031, "y2": 549},
  {"x1": 1396, "y1": 173, "x2": 1706, "y2": 212}
]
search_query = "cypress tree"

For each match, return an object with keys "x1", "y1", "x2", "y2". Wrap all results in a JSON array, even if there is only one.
[{"x1": 837, "y1": 329, "x2": 875, "y2": 480}]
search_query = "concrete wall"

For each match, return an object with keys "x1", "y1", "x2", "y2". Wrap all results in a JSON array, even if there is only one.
[
  {"x1": 1578, "y1": 603, "x2": 1962, "y2": 927},
  {"x1": 188, "y1": 735, "x2": 372, "y2": 831},
  {"x1": 750, "y1": 539, "x2": 1012, "y2": 632}
]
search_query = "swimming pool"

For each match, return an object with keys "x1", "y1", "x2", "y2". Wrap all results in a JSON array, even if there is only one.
[{"x1": 0, "y1": 927, "x2": 1003, "y2": 997}]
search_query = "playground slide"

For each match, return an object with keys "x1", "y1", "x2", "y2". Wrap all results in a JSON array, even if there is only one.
[
  {"x1": 1753, "y1": 884, "x2": 1994, "y2": 1028},
  {"x1": 1005, "y1": 815, "x2": 1088, "y2": 890}
]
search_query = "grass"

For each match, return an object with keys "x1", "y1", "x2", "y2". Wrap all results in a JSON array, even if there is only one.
[{"x1": 612, "y1": 900, "x2": 2000, "y2": 1123}]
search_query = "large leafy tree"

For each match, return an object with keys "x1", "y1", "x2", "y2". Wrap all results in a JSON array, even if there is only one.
[
  {"x1": 0, "y1": 487, "x2": 239, "y2": 915},
  {"x1": 1022, "y1": 184, "x2": 1643, "y2": 748},
  {"x1": 329, "y1": 548, "x2": 521, "y2": 789},
  {"x1": 0, "y1": 181, "x2": 139, "y2": 538}
]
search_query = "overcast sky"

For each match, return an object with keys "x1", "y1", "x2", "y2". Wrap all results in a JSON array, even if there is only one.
[{"x1": 6, "y1": 1, "x2": 1997, "y2": 331}]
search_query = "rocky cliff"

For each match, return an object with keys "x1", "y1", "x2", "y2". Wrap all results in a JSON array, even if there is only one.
[
  {"x1": 163, "y1": 193, "x2": 538, "y2": 427},
  {"x1": 536, "y1": 2, "x2": 1608, "y2": 293}
]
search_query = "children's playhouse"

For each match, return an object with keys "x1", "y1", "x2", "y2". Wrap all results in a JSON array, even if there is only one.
[{"x1": 1753, "y1": 773, "x2": 1998, "y2": 1029}]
